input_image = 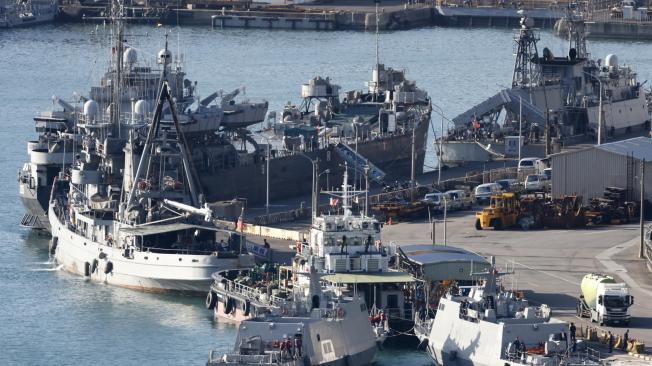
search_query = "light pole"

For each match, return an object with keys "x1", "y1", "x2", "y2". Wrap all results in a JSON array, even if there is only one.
[
  {"x1": 430, "y1": 188, "x2": 448, "y2": 246},
  {"x1": 299, "y1": 153, "x2": 318, "y2": 220},
  {"x1": 431, "y1": 102, "x2": 447, "y2": 186},
  {"x1": 259, "y1": 135, "x2": 272, "y2": 215},
  {"x1": 583, "y1": 71, "x2": 604, "y2": 145},
  {"x1": 318, "y1": 169, "x2": 330, "y2": 191}
]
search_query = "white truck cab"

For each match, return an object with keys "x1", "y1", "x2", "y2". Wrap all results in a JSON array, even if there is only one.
[{"x1": 578, "y1": 273, "x2": 633, "y2": 326}]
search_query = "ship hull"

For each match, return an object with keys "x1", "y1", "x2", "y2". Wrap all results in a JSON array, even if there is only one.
[
  {"x1": 19, "y1": 181, "x2": 50, "y2": 231},
  {"x1": 49, "y1": 206, "x2": 244, "y2": 294},
  {"x1": 439, "y1": 140, "x2": 546, "y2": 166},
  {"x1": 201, "y1": 118, "x2": 429, "y2": 204},
  {"x1": 22, "y1": 118, "x2": 429, "y2": 232}
]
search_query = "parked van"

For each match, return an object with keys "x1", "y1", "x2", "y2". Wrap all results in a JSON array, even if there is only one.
[
  {"x1": 524, "y1": 174, "x2": 550, "y2": 192},
  {"x1": 423, "y1": 192, "x2": 445, "y2": 211},
  {"x1": 474, "y1": 183, "x2": 502, "y2": 205},
  {"x1": 518, "y1": 157, "x2": 540, "y2": 174},
  {"x1": 446, "y1": 190, "x2": 473, "y2": 210}
]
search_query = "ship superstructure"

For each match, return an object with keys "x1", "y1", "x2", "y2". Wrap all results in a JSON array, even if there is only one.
[
  {"x1": 415, "y1": 260, "x2": 600, "y2": 366},
  {"x1": 206, "y1": 265, "x2": 379, "y2": 366},
  {"x1": 207, "y1": 169, "x2": 414, "y2": 341}
]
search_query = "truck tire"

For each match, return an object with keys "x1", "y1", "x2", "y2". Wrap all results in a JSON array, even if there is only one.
[
  {"x1": 475, "y1": 219, "x2": 482, "y2": 230},
  {"x1": 494, "y1": 219, "x2": 503, "y2": 230}
]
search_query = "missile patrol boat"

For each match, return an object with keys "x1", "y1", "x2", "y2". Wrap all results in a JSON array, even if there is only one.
[
  {"x1": 206, "y1": 263, "x2": 379, "y2": 366},
  {"x1": 415, "y1": 260, "x2": 601, "y2": 366}
]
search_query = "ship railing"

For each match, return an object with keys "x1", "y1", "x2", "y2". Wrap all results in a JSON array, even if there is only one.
[
  {"x1": 222, "y1": 278, "x2": 286, "y2": 306},
  {"x1": 139, "y1": 246, "x2": 228, "y2": 256}
]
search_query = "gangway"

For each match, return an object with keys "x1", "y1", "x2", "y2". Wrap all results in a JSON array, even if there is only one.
[
  {"x1": 452, "y1": 89, "x2": 546, "y2": 128},
  {"x1": 334, "y1": 143, "x2": 386, "y2": 185}
]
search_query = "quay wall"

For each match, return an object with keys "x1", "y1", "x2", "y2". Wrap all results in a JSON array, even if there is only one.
[
  {"x1": 58, "y1": 4, "x2": 562, "y2": 30},
  {"x1": 586, "y1": 20, "x2": 652, "y2": 40}
]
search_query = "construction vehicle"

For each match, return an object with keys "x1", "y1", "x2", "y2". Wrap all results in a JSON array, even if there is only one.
[
  {"x1": 577, "y1": 273, "x2": 633, "y2": 326},
  {"x1": 584, "y1": 187, "x2": 638, "y2": 225},
  {"x1": 475, "y1": 193, "x2": 520, "y2": 230},
  {"x1": 475, "y1": 192, "x2": 586, "y2": 230}
]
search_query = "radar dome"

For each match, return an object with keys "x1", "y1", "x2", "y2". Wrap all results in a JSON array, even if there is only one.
[
  {"x1": 83, "y1": 100, "x2": 98, "y2": 121},
  {"x1": 134, "y1": 99, "x2": 149, "y2": 116},
  {"x1": 605, "y1": 54, "x2": 618, "y2": 68},
  {"x1": 520, "y1": 16, "x2": 534, "y2": 29},
  {"x1": 123, "y1": 48, "x2": 138, "y2": 67},
  {"x1": 158, "y1": 49, "x2": 172, "y2": 65}
]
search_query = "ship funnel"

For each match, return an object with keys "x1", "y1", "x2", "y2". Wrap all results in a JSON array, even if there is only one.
[{"x1": 83, "y1": 100, "x2": 99, "y2": 123}]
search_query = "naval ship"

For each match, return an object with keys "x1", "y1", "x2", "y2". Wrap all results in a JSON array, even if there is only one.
[
  {"x1": 206, "y1": 267, "x2": 379, "y2": 366},
  {"x1": 0, "y1": 0, "x2": 56, "y2": 28},
  {"x1": 415, "y1": 260, "x2": 601, "y2": 366},
  {"x1": 20, "y1": 60, "x2": 431, "y2": 233},
  {"x1": 206, "y1": 168, "x2": 414, "y2": 337},
  {"x1": 49, "y1": 60, "x2": 255, "y2": 292},
  {"x1": 18, "y1": 12, "x2": 266, "y2": 231},
  {"x1": 439, "y1": 13, "x2": 650, "y2": 166}
]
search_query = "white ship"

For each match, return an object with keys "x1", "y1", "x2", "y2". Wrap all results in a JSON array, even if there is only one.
[
  {"x1": 207, "y1": 167, "x2": 414, "y2": 337},
  {"x1": 415, "y1": 260, "x2": 601, "y2": 366},
  {"x1": 206, "y1": 261, "x2": 379, "y2": 366},
  {"x1": 49, "y1": 45, "x2": 254, "y2": 292}
]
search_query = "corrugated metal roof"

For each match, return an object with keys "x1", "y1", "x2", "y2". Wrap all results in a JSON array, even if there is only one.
[
  {"x1": 321, "y1": 272, "x2": 415, "y2": 284},
  {"x1": 399, "y1": 244, "x2": 488, "y2": 266},
  {"x1": 596, "y1": 137, "x2": 652, "y2": 161}
]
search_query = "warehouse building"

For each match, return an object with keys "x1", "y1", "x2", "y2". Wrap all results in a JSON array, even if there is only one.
[{"x1": 551, "y1": 137, "x2": 652, "y2": 203}]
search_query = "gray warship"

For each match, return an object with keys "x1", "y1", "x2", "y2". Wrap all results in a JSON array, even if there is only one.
[
  {"x1": 206, "y1": 270, "x2": 379, "y2": 366},
  {"x1": 20, "y1": 52, "x2": 431, "y2": 233},
  {"x1": 438, "y1": 12, "x2": 650, "y2": 166},
  {"x1": 0, "y1": 0, "x2": 56, "y2": 28},
  {"x1": 415, "y1": 260, "x2": 601, "y2": 366}
]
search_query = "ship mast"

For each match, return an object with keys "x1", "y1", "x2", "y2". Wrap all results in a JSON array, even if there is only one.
[
  {"x1": 512, "y1": 13, "x2": 541, "y2": 89},
  {"x1": 110, "y1": 0, "x2": 124, "y2": 138}
]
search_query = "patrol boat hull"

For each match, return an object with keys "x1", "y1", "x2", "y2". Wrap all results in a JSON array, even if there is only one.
[{"x1": 49, "y1": 206, "x2": 248, "y2": 293}]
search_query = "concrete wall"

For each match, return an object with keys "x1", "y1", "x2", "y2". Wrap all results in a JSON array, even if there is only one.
[
  {"x1": 587, "y1": 21, "x2": 652, "y2": 40},
  {"x1": 551, "y1": 147, "x2": 652, "y2": 203}
]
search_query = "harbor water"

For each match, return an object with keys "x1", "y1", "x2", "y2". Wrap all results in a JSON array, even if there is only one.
[{"x1": 1, "y1": 24, "x2": 651, "y2": 365}]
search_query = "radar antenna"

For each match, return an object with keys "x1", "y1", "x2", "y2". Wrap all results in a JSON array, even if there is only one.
[{"x1": 512, "y1": 13, "x2": 541, "y2": 88}]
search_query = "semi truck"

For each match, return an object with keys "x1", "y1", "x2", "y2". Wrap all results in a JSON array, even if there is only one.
[{"x1": 576, "y1": 273, "x2": 633, "y2": 326}]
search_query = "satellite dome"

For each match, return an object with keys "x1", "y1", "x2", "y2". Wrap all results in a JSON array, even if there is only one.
[
  {"x1": 123, "y1": 47, "x2": 137, "y2": 67},
  {"x1": 605, "y1": 54, "x2": 618, "y2": 68},
  {"x1": 134, "y1": 99, "x2": 149, "y2": 116},
  {"x1": 158, "y1": 49, "x2": 172, "y2": 65},
  {"x1": 83, "y1": 100, "x2": 98, "y2": 121}
]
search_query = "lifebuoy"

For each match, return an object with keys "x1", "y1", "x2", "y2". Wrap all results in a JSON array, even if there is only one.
[
  {"x1": 205, "y1": 291, "x2": 217, "y2": 310},
  {"x1": 104, "y1": 261, "x2": 113, "y2": 274},
  {"x1": 337, "y1": 307, "x2": 345, "y2": 318}
]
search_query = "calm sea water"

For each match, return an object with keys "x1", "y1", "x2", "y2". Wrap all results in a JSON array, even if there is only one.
[{"x1": 1, "y1": 23, "x2": 650, "y2": 365}]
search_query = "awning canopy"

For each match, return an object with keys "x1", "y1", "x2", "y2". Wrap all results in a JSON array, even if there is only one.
[
  {"x1": 121, "y1": 223, "x2": 225, "y2": 236},
  {"x1": 321, "y1": 272, "x2": 414, "y2": 284}
]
